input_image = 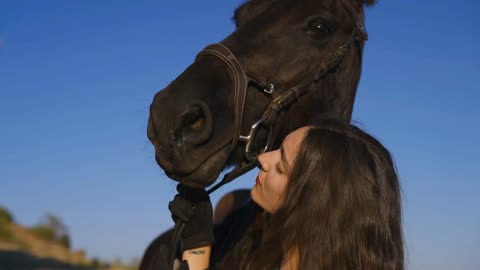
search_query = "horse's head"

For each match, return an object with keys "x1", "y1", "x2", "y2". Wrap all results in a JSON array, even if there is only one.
[{"x1": 148, "y1": 0, "x2": 376, "y2": 188}]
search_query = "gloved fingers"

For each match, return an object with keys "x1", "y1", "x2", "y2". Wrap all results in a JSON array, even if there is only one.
[
  {"x1": 169, "y1": 185, "x2": 215, "y2": 252},
  {"x1": 168, "y1": 195, "x2": 195, "y2": 223},
  {"x1": 176, "y1": 184, "x2": 210, "y2": 202}
]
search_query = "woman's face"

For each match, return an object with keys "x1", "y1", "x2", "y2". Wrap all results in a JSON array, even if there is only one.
[{"x1": 251, "y1": 127, "x2": 310, "y2": 213}]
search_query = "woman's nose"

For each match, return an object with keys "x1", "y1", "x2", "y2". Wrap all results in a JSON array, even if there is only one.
[
  {"x1": 257, "y1": 153, "x2": 269, "y2": 171},
  {"x1": 256, "y1": 159, "x2": 264, "y2": 171}
]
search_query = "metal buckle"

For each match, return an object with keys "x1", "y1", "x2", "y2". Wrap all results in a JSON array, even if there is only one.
[
  {"x1": 263, "y1": 83, "x2": 275, "y2": 95},
  {"x1": 239, "y1": 118, "x2": 273, "y2": 161}
]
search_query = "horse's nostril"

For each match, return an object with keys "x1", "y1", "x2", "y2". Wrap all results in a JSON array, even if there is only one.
[
  {"x1": 180, "y1": 106, "x2": 205, "y2": 132},
  {"x1": 175, "y1": 102, "x2": 213, "y2": 147}
]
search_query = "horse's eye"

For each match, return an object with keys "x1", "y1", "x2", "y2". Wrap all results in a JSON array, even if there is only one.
[{"x1": 306, "y1": 19, "x2": 333, "y2": 39}]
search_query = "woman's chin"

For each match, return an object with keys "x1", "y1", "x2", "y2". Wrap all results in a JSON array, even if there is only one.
[{"x1": 250, "y1": 187, "x2": 261, "y2": 209}]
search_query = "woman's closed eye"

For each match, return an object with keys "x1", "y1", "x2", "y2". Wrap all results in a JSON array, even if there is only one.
[{"x1": 275, "y1": 163, "x2": 284, "y2": 174}]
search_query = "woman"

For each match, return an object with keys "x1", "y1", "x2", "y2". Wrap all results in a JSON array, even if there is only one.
[{"x1": 169, "y1": 119, "x2": 404, "y2": 270}]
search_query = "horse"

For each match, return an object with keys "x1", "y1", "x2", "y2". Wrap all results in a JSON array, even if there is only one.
[{"x1": 143, "y1": 0, "x2": 377, "y2": 268}]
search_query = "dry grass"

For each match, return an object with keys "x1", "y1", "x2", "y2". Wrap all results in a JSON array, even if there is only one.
[{"x1": 0, "y1": 222, "x2": 134, "y2": 270}]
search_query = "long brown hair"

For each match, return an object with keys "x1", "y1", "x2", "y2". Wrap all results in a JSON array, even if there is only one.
[{"x1": 222, "y1": 119, "x2": 404, "y2": 269}]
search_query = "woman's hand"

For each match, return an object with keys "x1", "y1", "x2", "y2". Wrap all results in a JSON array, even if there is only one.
[{"x1": 169, "y1": 184, "x2": 214, "y2": 269}]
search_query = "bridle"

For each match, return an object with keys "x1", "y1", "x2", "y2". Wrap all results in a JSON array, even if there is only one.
[
  {"x1": 168, "y1": 3, "x2": 368, "y2": 267},
  {"x1": 201, "y1": 1, "x2": 369, "y2": 194}
]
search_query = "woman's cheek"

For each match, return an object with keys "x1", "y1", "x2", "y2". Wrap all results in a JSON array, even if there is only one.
[{"x1": 271, "y1": 176, "x2": 287, "y2": 196}]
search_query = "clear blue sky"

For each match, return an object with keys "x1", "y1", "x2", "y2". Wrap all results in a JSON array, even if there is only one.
[{"x1": 0, "y1": 0, "x2": 478, "y2": 268}]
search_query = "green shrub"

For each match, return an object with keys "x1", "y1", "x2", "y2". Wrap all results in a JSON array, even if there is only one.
[
  {"x1": 0, "y1": 220, "x2": 13, "y2": 241},
  {"x1": 0, "y1": 207, "x2": 14, "y2": 241},
  {"x1": 29, "y1": 213, "x2": 71, "y2": 249},
  {"x1": 0, "y1": 206, "x2": 14, "y2": 223},
  {"x1": 59, "y1": 234, "x2": 71, "y2": 249},
  {"x1": 29, "y1": 225, "x2": 56, "y2": 242}
]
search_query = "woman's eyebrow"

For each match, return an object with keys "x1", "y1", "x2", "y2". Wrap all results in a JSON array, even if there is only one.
[{"x1": 280, "y1": 146, "x2": 290, "y2": 172}]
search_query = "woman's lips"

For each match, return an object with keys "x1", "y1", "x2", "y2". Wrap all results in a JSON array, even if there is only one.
[{"x1": 256, "y1": 175, "x2": 261, "y2": 186}]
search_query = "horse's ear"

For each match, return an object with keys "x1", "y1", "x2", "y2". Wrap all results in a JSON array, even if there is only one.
[
  {"x1": 233, "y1": 0, "x2": 274, "y2": 27},
  {"x1": 364, "y1": 0, "x2": 378, "y2": 6}
]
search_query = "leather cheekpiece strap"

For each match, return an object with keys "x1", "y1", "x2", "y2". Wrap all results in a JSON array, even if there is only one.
[{"x1": 196, "y1": 44, "x2": 249, "y2": 152}]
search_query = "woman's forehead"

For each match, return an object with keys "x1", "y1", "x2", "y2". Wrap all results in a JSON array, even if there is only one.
[
  {"x1": 282, "y1": 126, "x2": 311, "y2": 159},
  {"x1": 285, "y1": 126, "x2": 311, "y2": 143}
]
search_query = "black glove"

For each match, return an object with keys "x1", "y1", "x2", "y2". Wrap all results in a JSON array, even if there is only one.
[{"x1": 168, "y1": 184, "x2": 214, "y2": 251}]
